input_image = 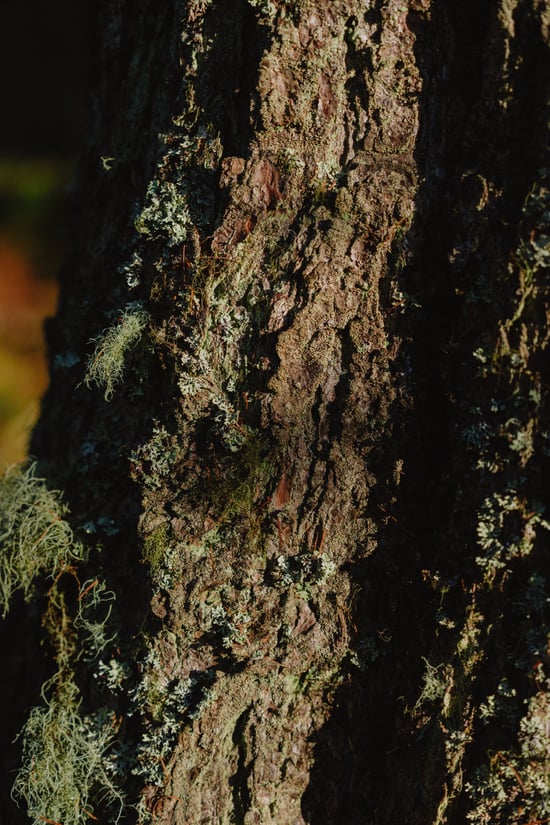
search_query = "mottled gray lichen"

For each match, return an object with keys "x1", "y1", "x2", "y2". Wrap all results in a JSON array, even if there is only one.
[{"x1": 135, "y1": 180, "x2": 192, "y2": 245}]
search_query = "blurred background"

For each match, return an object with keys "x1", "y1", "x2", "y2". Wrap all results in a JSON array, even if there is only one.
[{"x1": 0, "y1": 1, "x2": 91, "y2": 464}]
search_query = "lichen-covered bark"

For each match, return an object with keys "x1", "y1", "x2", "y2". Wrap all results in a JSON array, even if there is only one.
[{"x1": 1, "y1": 1, "x2": 548, "y2": 824}]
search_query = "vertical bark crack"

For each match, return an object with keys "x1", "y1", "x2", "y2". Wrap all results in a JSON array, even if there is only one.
[
  {"x1": 197, "y1": 0, "x2": 269, "y2": 159},
  {"x1": 230, "y1": 706, "x2": 253, "y2": 824}
]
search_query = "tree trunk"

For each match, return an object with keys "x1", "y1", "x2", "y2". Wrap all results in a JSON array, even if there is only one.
[{"x1": 1, "y1": 1, "x2": 548, "y2": 824}]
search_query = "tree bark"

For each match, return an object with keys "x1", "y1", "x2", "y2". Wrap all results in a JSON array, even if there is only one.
[{"x1": 1, "y1": 1, "x2": 548, "y2": 824}]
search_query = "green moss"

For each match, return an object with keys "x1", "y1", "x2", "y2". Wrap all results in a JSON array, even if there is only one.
[
  {"x1": 220, "y1": 432, "x2": 271, "y2": 521},
  {"x1": 84, "y1": 305, "x2": 149, "y2": 401},
  {"x1": 0, "y1": 462, "x2": 86, "y2": 616},
  {"x1": 141, "y1": 525, "x2": 170, "y2": 572}
]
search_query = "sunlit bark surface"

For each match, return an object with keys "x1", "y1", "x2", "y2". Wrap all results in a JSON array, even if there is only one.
[{"x1": 1, "y1": 2, "x2": 548, "y2": 824}]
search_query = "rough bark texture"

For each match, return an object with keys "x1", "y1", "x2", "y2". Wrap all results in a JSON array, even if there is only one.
[{"x1": 1, "y1": 1, "x2": 548, "y2": 824}]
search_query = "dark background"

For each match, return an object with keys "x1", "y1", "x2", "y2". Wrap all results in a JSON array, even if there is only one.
[{"x1": 0, "y1": 0, "x2": 92, "y2": 155}]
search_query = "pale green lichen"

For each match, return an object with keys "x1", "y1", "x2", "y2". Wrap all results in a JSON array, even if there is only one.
[
  {"x1": 132, "y1": 665, "x2": 218, "y2": 787},
  {"x1": 178, "y1": 292, "x2": 251, "y2": 449},
  {"x1": 476, "y1": 491, "x2": 550, "y2": 577},
  {"x1": 10, "y1": 557, "x2": 126, "y2": 823},
  {"x1": 74, "y1": 578, "x2": 117, "y2": 658},
  {"x1": 466, "y1": 691, "x2": 550, "y2": 824},
  {"x1": 95, "y1": 656, "x2": 132, "y2": 694},
  {"x1": 272, "y1": 551, "x2": 337, "y2": 591},
  {"x1": 12, "y1": 680, "x2": 124, "y2": 825},
  {"x1": 135, "y1": 179, "x2": 192, "y2": 245},
  {"x1": 246, "y1": 0, "x2": 277, "y2": 20},
  {"x1": 414, "y1": 657, "x2": 452, "y2": 713},
  {"x1": 0, "y1": 460, "x2": 127, "y2": 822},
  {"x1": 0, "y1": 462, "x2": 85, "y2": 616},
  {"x1": 84, "y1": 306, "x2": 149, "y2": 401},
  {"x1": 478, "y1": 679, "x2": 518, "y2": 726},
  {"x1": 131, "y1": 424, "x2": 179, "y2": 490}
]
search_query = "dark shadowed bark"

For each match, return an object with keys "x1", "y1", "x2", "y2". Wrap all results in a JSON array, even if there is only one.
[{"x1": 1, "y1": 2, "x2": 548, "y2": 824}]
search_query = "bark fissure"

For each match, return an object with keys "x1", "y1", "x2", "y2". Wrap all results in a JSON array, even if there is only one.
[{"x1": 230, "y1": 706, "x2": 254, "y2": 823}]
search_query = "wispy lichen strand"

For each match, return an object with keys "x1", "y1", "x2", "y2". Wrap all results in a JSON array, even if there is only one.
[
  {"x1": 12, "y1": 680, "x2": 124, "y2": 825},
  {"x1": 84, "y1": 306, "x2": 149, "y2": 401},
  {"x1": 0, "y1": 462, "x2": 85, "y2": 615}
]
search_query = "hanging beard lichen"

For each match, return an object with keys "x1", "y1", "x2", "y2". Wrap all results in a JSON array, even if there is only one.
[{"x1": 0, "y1": 462, "x2": 86, "y2": 615}]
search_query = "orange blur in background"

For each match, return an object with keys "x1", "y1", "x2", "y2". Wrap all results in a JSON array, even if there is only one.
[
  {"x1": 0, "y1": 1, "x2": 91, "y2": 465},
  {"x1": 0, "y1": 227, "x2": 57, "y2": 462},
  {"x1": 0, "y1": 162, "x2": 66, "y2": 464}
]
